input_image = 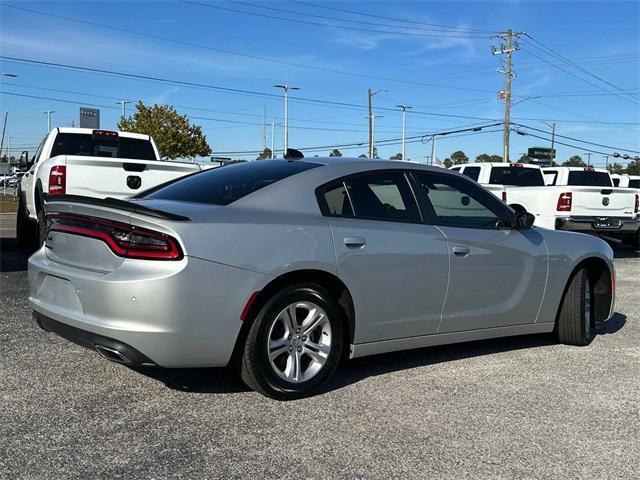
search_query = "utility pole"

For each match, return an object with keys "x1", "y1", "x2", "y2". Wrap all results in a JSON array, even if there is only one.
[
  {"x1": 396, "y1": 104, "x2": 412, "y2": 161},
  {"x1": 262, "y1": 106, "x2": 267, "y2": 151},
  {"x1": 430, "y1": 135, "x2": 437, "y2": 166},
  {"x1": 0, "y1": 112, "x2": 8, "y2": 160},
  {"x1": 492, "y1": 29, "x2": 522, "y2": 163},
  {"x1": 44, "y1": 111, "x2": 55, "y2": 132},
  {"x1": 549, "y1": 122, "x2": 556, "y2": 166},
  {"x1": 584, "y1": 152, "x2": 592, "y2": 166},
  {"x1": 365, "y1": 115, "x2": 383, "y2": 158},
  {"x1": 270, "y1": 122, "x2": 276, "y2": 159},
  {"x1": 274, "y1": 84, "x2": 299, "y2": 154},
  {"x1": 367, "y1": 89, "x2": 386, "y2": 158},
  {"x1": 116, "y1": 100, "x2": 131, "y2": 118},
  {"x1": 602, "y1": 155, "x2": 610, "y2": 170}
]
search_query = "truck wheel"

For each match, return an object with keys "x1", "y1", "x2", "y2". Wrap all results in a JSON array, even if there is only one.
[
  {"x1": 557, "y1": 268, "x2": 594, "y2": 346},
  {"x1": 16, "y1": 194, "x2": 36, "y2": 249},
  {"x1": 36, "y1": 209, "x2": 48, "y2": 247},
  {"x1": 240, "y1": 284, "x2": 344, "y2": 400}
]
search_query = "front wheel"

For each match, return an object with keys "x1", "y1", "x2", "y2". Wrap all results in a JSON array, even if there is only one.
[
  {"x1": 240, "y1": 284, "x2": 344, "y2": 400},
  {"x1": 557, "y1": 268, "x2": 594, "y2": 346}
]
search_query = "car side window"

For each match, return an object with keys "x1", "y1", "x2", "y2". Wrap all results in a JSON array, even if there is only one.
[
  {"x1": 344, "y1": 171, "x2": 421, "y2": 223},
  {"x1": 413, "y1": 172, "x2": 509, "y2": 230},
  {"x1": 320, "y1": 181, "x2": 354, "y2": 217}
]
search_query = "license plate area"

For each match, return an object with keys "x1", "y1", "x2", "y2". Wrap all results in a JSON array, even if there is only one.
[{"x1": 593, "y1": 217, "x2": 621, "y2": 229}]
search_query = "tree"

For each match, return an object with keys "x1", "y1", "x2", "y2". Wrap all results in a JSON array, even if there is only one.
[
  {"x1": 257, "y1": 148, "x2": 273, "y2": 160},
  {"x1": 626, "y1": 159, "x2": 640, "y2": 175},
  {"x1": 118, "y1": 102, "x2": 211, "y2": 160},
  {"x1": 489, "y1": 155, "x2": 503, "y2": 162},
  {"x1": 517, "y1": 154, "x2": 532, "y2": 163},
  {"x1": 442, "y1": 158, "x2": 453, "y2": 168},
  {"x1": 358, "y1": 154, "x2": 367, "y2": 158},
  {"x1": 476, "y1": 153, "x2": 491, "y2": 162},
  {"x1": 562, "y1": 155, "x2": 586, "y2": 167},
  {"x1": 450, "y1": 150, "x2": 469, "y2": 165},
  {"x1": 607, "y1": 162, "x2": 626, "y2": 174},
  {"x1": 389, "y1": 153, "x2": 403, "y2": 160},
  {"x1": 329, "y1": 149, "x2": 342, "y2": 157}
]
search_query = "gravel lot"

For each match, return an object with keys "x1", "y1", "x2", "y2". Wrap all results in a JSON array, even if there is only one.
[{"x1": 1, "y1": 217, "x2": 638, "y2": 480}]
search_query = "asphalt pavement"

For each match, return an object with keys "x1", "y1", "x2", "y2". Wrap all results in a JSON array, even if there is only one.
[{"x1": 1, "y1": 216, "x2": 638, "y2": 479}]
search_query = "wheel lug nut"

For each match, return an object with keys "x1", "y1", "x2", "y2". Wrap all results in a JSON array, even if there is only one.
[
  {"x1": 297, "y1": 347, "x2": 302, "y2": 353},
  {"x1": 302, "y1": 336, "x2": 307, "y2": 341},
  {"x1": 289, "y1": 346, "x2": 293, "y2": 352},
  {"x1": 296, "y1": 328, "x2": 300, "y2": 333}
]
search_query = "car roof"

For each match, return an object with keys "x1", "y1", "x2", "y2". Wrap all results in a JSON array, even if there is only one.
[{"x1": 296, "y1": 157, "x2": 444, "y2": 172}]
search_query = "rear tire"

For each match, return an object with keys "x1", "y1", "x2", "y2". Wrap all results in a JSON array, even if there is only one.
[
  {"x1": 240, "y1": 284, "x2": 344, "y2": 400},
  {"x1": 16, "y1": 194, "x2": 36, "y2": 249},
  {"x1": 557, "y1": 268, "x2": 594, "y2": 346},
  {"x1": 36, "y1": 208, "x2": 47, "y2": 247}
]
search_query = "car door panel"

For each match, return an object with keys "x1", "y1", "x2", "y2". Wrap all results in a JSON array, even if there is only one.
[{"x1": 329, "y1": 217, "x2": 449, "y2": 343}]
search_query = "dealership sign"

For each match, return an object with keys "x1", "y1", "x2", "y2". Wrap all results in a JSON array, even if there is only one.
[
  {"x1": 79, "y1": 108, "x2": 100, "y2": 129},
  {"x1": 528, "y1": 147, "x2": 556, "y2": 160}
]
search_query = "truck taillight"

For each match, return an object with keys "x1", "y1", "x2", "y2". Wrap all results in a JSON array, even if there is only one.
[
  {"x1": 557, "y1": 192, "x2": 572, "y2": 212},
  {"x1": 501, "y1": 191, "x2": 507, "y2": 202},
  {"x1": 47, "y1": 213, "x2": 183, "y2": 260},
  {"x1": 48, "y1": 166, "x2": 66, "y2": 195},
  {"x1": 635, "y1": 194, "x2": 639, "y2": 214}
]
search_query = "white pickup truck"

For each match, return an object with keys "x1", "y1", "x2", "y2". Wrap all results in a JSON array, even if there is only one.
[
  {"x1": 611, "y1": 173, "x2": 640, "y2": 189},
  {"x1": 17, "y1": 127, "x2": 201, "y2": 246},
  {"x1": 451, "y1": 162, "x2": 639, "y2": 248}
]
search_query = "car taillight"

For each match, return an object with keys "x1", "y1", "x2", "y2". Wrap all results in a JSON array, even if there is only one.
[
  {"x1": 48, "y1": 166, "x2": 66, "y2": 195},
  {"x1": 501, "y1": 191, "x2": 507, "y2": 202},
  {"x1": 557, "y1": 192, "x2": 572, "y2": 212},
  {"x1": 635, "y1": 194, "x2": 639, "y2": 214},
  {"x1": 47, "y1": 213, "x2": 183, "y2": 260}
]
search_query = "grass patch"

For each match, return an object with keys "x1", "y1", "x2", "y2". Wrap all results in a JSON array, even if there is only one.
[{"x1": 0, "y1": 194, "x2": 18, "y2": 214}]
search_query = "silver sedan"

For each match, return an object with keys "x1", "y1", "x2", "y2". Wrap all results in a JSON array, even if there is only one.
[{"x1": 28, "y1": 159, "x2": 615, "y2": 399}]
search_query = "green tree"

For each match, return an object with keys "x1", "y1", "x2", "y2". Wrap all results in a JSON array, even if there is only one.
[
  {"x1": 450, "y1": 150, "x2": 469, "y2": 165},
  {"x1": 257, "y1": 148, "x2": 273, "y2": 160},
  {"x1": 329, "y1": 149, "x2": 342, "y2": 157},
  {"x1": 607, "y1": 162, "x2": 626, "y2": 174},
  {"x1": 517, "y1": 154, "x2": 532, "y2": 163},
  {"x1": 389, "y1": 153, "x2": 403, "y2": 160},
  {"x1": 442, "y1": 158, "x2": 453, "y2": 168},
  {"x1": 562, "y1": 155, "x2": 586, "y2": 167},
  {"x1": 118, "y1": 102, "x2": 211, "y2": 160},
  {"x1": 476, "y1": 153, "x2": 491, "y2": 162},
  {"x1": 626, "y1": 159, "x2": 640, "y2": 175}
]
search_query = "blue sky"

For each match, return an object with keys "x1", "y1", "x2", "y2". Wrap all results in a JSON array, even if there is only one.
[{"x1": 1, "y1": 0, "x2": 639, "y2": 165}]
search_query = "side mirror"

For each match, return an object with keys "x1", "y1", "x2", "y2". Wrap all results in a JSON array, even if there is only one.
[
  {"x1": 19, "y1": 151, "x2": 29, "y2": 170},
  {"x1": 515, "y1": 210, "x2": 536, "y2": 229}
]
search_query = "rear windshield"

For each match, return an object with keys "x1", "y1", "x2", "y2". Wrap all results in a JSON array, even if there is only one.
[
  {"x1": 629, "y1": 179, "x2": 640, "y2": 188},
  {"x1": 461, "y1": 166, "x2": 480, "y2": 182},
  {"x1": 567, "y1": 171, "x2": 612, "y2": 187},
  {"x1": 489, "y1": 166, "x2": 544, "y2": 186},
  {"x1": 50, "y1": 133, "x2": 157, "y2": 160},
  {"x1": 143, "y1": 160, "x2": 322, "y2": 206}
]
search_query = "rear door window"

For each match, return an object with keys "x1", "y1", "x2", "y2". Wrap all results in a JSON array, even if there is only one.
[
  {"x1": 489, "y1": 166, "x2": 544, "y2": 186},
  {"x1": 461, "y1": 166, "x2": 480, "y2": 182},
  {"x1": 567, "y1": 171, "x2": 612, "y2": 187},
  {"x1": 629, "y1": 179, "x2": 640, "y2": 188}
]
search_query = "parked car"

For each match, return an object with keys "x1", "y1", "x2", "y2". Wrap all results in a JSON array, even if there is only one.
[
  {"x1": 8, "y1": 171, "x2": 26, "y2": 188},
  {"x1": 17, "y1": 127, "x2": 201, "y2": 247},
  {"x1": 29, "y1": 159, "x2": 615, "y2": 399},
  {"x1": 543, "y1": 166, "x2": 639, "y2": 248}
]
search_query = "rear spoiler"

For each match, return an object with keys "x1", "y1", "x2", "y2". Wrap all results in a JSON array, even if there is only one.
[{"x1": 43, "y1": 194, "x2": 190, "y2": 221}]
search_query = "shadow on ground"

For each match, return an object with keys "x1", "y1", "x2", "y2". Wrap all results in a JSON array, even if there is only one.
[{"x1": 137, "y1": 313, "x2": 626, "y2": 396}]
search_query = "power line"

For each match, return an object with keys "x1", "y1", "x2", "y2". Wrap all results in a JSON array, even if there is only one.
[
  {"x1": 2, "y1": 3, "x2": 489, "y2": 92},
  {"x1": 523, "y1": 33, "x2": 640, "y2": 100},
  {"x1": 288, "y1": 0, "x2": 496, "y2": 33},
  {"x1": 227, "y1": 0, "x2": 490, "y2": 34},
  {"x1": 180, "y1": 0, "x2": 492, "y2": 38}
]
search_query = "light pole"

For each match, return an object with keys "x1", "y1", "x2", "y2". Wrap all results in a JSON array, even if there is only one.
[
  {"x1": 274, "y1": 84, "x2": 299, "y2": 154},
  {"x1": 396, "y1": 104, "x2": 412, "y2": 161},
  {"x1": 44, "y1": 111, "x2": 56, "y2": 132},
  {"x1": 368, "y1": 89, "x2": 386, "y2": 157},
  {"x1": 116, "y1": 100, "x2": 131, "y2": 118}
]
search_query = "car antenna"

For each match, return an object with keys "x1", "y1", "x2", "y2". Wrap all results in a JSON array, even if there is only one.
[{"x1": 284, "y1": 148, "x2": 304, "y2": 160}]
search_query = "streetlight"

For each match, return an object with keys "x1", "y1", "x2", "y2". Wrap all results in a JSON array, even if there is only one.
[
  {"x1": 44, "y1": 111, "x2": 56, "y2": 132},
  {"x1": 368, "y1": 89, "x2": 386, "y2": 157},
  {"x1": 116, "y1": 100, "x2": 131, "y2": 118},
  {"x1": 396, "y1": 104, "x2": 412, "y2": 161},
  {"x1": 274, "y1": 84, "x2": 300, "y2": 154}
]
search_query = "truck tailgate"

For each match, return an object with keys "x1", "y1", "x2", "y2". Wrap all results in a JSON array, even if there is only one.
[
  {"x1": 62, "y1": 156, "x2": 200, "y2": 199},
  {"x1": 568, "y1": 187, "x2": 635, "y2": 217}
]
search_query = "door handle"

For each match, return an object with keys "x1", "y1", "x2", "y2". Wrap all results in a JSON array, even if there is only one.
[
  {"x1": 344, "y1": 236, "x2": 366, "y2": 249},
  {"x1": 452, "y1": 245, "x2": 470, "y2": 256}
]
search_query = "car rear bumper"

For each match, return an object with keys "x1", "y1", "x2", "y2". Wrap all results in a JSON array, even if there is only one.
[
  {"x1": 28, "y1": 247, "x2": 269, "y2": 368},
  {"x1": 555, "y1": 216, "x2": 640, "y2": 235}
]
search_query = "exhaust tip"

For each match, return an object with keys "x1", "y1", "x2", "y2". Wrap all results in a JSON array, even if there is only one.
[{"x1": 95, "y1": 344, "x2": 131, "y2": 364}]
